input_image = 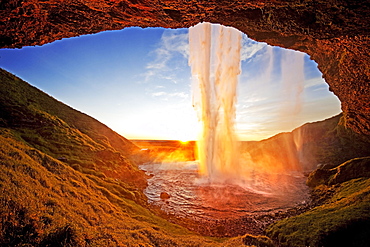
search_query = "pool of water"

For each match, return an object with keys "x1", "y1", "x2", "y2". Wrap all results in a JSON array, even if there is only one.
[{"x1": 140, "y1": 161, "x2": 309, "y2": 221}]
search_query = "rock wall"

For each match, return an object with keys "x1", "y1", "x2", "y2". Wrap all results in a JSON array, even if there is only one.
[{"x1": 1, "y1": 0, "x2": 369, "y2": 134}]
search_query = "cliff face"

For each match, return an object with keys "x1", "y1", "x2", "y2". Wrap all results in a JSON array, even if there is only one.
[
  {"x1": 1, "y1": 0, "x2": 369, "y2": 134},
  {"x1": 241, "y1": 114, "x2": 370, "y2": 173}
]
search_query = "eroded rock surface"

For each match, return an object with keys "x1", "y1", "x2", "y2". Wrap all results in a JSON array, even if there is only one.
[{"x1": 1, "y1": 0, "x2": 369, "y2": 134}]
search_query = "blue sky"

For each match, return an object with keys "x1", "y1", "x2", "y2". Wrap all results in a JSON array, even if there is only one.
[{"x1": 0, "y1": 26, "x2": 341, "y2": 141}]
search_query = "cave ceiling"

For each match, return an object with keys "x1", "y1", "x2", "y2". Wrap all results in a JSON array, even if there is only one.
[{"x1": 1, "y1": 0, "x2": 369, "y2": 135}]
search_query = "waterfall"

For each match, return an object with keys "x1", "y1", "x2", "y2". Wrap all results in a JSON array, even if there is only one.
[{"x1": 189, "y1": 22, "x2": 242, "y2": 182}]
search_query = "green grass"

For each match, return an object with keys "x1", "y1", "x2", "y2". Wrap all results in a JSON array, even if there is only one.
[{"x1": 267, "y1": 173, "x2": 370, "y2": 246}]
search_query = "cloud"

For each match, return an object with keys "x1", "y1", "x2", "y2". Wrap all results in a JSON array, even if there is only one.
[
  {"x1": 143, "y1": 29, "x2": 267, "y2": 84},
  {"x1": 151, "y1": 90, "x2": 189, "y2": 100},
  {"x1": 240, "y1": 35, "x2": 267, "y2": 61},
  {"x1": 160, "y1": 29, "x2": 189, "y2": 59},
  {"x1": 304, "y1": 77, "x2": 326, "y2": 88},
  {"x1": 168, "y1": 92, "x2": 188, "y2": 98},
  {"x1": 143, "y1": 29, "x2": 189, "y2": 83},
  {"x1": 152, "y1": 91, "x2": 167, "y2": 97}
]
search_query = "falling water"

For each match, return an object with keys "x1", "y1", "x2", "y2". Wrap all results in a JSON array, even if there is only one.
[
  {"x1": 189, "y1": 22, "x2": 242, "y2": 182},
  {"x1": 140, "y1": 24, "x2": 311, "y2": 228}
]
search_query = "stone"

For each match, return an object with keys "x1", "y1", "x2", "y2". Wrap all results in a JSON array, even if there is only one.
[
  {"x1": 160, "y1": 192, "x2": 170, "y2": 200},
  {"x1": 307, "y1": 157, "x2": 370, "y2": 187}
]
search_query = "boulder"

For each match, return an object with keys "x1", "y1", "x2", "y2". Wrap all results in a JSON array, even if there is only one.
[{"x1": 160, "y1": 192, "x2": 171, "y2": 200}]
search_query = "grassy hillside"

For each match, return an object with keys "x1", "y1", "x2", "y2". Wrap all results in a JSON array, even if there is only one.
[
  {"x1": 1, "y1": 128, "x2": 244, "y2": 246},
  {"x1": 291, "y1": 115, "x2": 370, "y2": 171},
  {"x1": 0, "y1": 68, "x2": 149, "y2": 191},
  {"x1": 0, "y1": 68, "x2": 276, "y2": 246},
  {"x1": 241, "y1": 108, "x2": 370, "y2": 246}
]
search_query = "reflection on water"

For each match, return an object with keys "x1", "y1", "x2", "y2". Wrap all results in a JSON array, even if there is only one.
[{"x1": 140, "y1": 161, "x2": 309, "y2": 221}]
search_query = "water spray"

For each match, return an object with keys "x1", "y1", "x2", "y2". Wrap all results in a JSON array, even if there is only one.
[{"x1": 189, "y1": 22, "x2": 242, "y2": 182}]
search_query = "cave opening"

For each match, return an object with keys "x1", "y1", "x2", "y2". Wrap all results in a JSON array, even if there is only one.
[
  {"x1": 0, "y1": 24, "x2": 342, "y2": 237},
  {"x1": 0, "y1": 25, "x2": 341, "y2": 142},
  {"x1": 1, "y1": 1, "x2": 369, "y2": 244}
]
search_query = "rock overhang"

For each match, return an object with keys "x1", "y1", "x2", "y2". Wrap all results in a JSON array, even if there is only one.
[{"x1": 1, "y1": 0, "x2": 369, "y2": 134}]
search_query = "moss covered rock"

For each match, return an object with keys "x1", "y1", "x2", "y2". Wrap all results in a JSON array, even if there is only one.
[
  {"x1": 267, "y1": 177, "x2": 370, "y2": 247},
  {"x1": 307, "y1": 157, "x2": 370, "y2": 187}
]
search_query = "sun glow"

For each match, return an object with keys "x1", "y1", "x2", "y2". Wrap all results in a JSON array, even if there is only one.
[
  {"x1": 113, "y1": 102, "x2": 199, "y2": 141},
  {"x1": 179, "y1": 139, "x2": 192, "y2": 145}
]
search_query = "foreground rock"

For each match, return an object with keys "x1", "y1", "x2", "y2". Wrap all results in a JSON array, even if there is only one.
[
  {"x1": 307, "y1": 157, "x2": 370, "y2": 187},
  {"x1": 160, "y1": 192, "x2": 171, "y2": 200},
  {"x1": 267, "y1": 157, "x2": 370, "y2": 246}
]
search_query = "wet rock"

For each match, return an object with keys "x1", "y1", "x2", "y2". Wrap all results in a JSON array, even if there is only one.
[
  {"x1": 306, "y1": 168, "x2": 335, "y2": 188},
  {"x1": 328, "y1": 157, "x2": 370, "y2": 185},
  {"x1": 307, "y1": 157, "x2": 370, "y2": 187},
  {"x1": 160, "y1": 192, "x2": 170, "y2": 200},
  {"x1": 57, "y1": 157, "x2": 67, "y2": 162}
]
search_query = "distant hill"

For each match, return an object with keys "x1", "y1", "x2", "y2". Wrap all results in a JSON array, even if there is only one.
[
  {"x1": 241, "y1": 114, "x2": 370, "y2": 173},
  {"x1": 131, "y1": 140, "x2": 196, "y2": 162},
  {"x1": 132, "y1": 116, "x2": 370, "y2": 170}
]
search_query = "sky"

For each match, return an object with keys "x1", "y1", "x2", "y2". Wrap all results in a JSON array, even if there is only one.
[{"x1": 0, "y1": 26, "x2": 341, "y2": 141}]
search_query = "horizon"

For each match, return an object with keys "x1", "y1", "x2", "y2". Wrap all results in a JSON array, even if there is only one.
[
  {"x1": 0, "y1": 26, "x2": 341, "y2": 141},
  {"x1": 128, "y1": 112, "x2": 341, "y2": 142}
]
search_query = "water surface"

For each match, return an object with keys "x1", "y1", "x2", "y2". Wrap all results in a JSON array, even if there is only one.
[{"x1": 140, "y1": 161, "x2": 309, "y2": 221}]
